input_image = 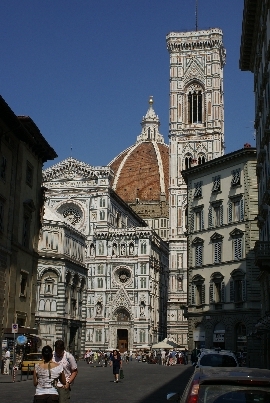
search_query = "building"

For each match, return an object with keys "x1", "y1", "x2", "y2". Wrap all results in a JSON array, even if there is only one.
[
  {"x1": 182, "y1": 146, "x2": 261, "y2": 368},
  {"x1": 0, "y1": 96, "x2": 57, "y2": 349},
  {"x1": 38, "y1": 157, "x2": 169, "y2": 353},
  {"x1": 36, "y1": 206, "x2": 87, "y2": 356},
  {"x1": 109, "y1": 96, "x2": 169, "y2": 241},
  {"x1": 240, "y1": 0, "x2": 270, "y2": 368},
  {"x1": 166, "y1": 28, "x2": 226, "y2": 347}
]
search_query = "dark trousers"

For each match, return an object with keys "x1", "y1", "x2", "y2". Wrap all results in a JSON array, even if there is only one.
[{"x1": 34, "y1": 395, "x2": 59, "y2": 403}]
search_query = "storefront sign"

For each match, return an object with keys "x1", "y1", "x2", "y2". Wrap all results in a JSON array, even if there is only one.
[
  {"x1": 213, "y1": 333, "x2": 224, "y2": 342},
  {"x1": 193, "y1": 330, "x2": 205, "y2": 341}
]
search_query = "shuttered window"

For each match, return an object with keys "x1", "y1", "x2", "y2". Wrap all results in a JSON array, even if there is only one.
[
  {"x1": 195, "y1": 244, "x2": 203, "y2": 266},
  {"x1": 231, "y1": 169, "x2": 241, "y2": 187},
  {"x1": 233, "y1": 238, "x2": 243, "y2": 260},
  {"x1": 212, "y1": 176, "x2": 221, "y2": 192},
  {"x1": 194, "y1": 181, "x2": 202, "y2": 198},
  {"x1": 214, "y1": 241, "x2": 222, "y2": 263}
]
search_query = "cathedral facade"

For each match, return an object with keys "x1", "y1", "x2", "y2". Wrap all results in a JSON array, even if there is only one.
[
  {"x1": 36, "y1": 158, "x2": 169, "y2": 354},
  {"x1": 166, "y1": 28, "x2": 226, "y2": 346}
]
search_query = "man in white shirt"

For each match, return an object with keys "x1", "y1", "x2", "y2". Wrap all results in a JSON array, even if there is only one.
[
  {"x1": 4, "y1": 349, "x2": 10, "y2": 374},
  {"x1": 52, "y1": 340, "x2": 78, "y2": 403}
]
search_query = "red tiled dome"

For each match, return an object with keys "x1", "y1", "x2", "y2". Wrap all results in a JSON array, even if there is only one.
[{"x1": 109, "y1": 97, "x2": 169, "y2": 205}]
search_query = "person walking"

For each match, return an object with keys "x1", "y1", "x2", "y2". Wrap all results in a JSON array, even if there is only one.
[
  {"x1": 110, "y1": 350, "x2": 122, "y2": 383},
  {"x1": 3, "y1": 349, "x2": 10, "y2": 375},
  {"x1": 52, "y1": 340, "x2": 78, "y2": 403},
  {"x1": 33, "y1": 345, "x2": 66, "y2": 403}
]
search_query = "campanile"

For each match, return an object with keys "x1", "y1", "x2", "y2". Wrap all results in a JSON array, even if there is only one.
[{"x1": 166, "y1": 28, "x2": 226, "y2": 345}]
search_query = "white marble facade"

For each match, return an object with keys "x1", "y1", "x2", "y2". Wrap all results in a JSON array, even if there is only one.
[
  {"x1": 37, "y1": 158, "x2": 169, "y2": 354},
  {"x1": 166, "y1": 28, "x2": 226, "y2": 346}
]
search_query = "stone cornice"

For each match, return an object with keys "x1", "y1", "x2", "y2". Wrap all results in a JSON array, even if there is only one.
[{"x1": 43, "y1": 157, "x2": 113, "y2": 182}]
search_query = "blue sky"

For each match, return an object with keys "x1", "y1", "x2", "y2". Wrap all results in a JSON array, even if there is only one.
[{"x1": 0, "y1": 0, "x2": 254, "y2": 169}]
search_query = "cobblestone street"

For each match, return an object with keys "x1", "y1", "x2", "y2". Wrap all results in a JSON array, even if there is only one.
[{"x1": 0, "y1": 360, "x2": 194, "y2": 403}]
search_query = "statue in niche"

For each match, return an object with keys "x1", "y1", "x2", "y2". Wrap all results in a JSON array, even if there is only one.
[
  {"x1": 140, "y1": 301, "x2": 145, "y2": 317},
  {"x1": 112, "y1": 244, "x2": 117, "y2": 256},
  {"x1": 120, "y1": 244, "x2": 126, "y2": 255},
  {"x1": 129, "y1": 244, "x2": 134, "y2": 255},
  {"x1": 96, "y1": 302, "x2": 102, "y2": 315},
  {"x1": 90, "y1": 244, "x2": 95, "y2": 256}
]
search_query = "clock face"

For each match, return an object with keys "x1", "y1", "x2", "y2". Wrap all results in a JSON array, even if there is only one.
[{"x1": 63, "y1": 207, "x2": 82, "y2": 225}]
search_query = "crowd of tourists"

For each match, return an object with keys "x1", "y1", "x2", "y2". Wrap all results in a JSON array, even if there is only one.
[{"x1": 83, "y1": 348, "x2": 189, "y2": 366}]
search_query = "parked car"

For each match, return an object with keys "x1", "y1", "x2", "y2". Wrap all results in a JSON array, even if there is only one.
[
  {"x1": 196, "y1": 348, "x2": 238, "y2": 368},
  {"x1": 167, "y1": 367, "x2": 270, "y2": 402},
  {"x1": 21, "y1": 352, "x2": 43, "y2": 373}
]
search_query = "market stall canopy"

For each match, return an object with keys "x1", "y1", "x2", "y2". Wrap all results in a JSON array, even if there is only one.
[{"x1": 152, "y1": 338, "x2": 180, "y2": 349}]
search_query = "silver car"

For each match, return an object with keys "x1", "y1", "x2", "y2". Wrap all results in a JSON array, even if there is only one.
[
  {"x1": 167, "y1": 367, "x2": 270, "y2": 402},
  {"x1": 196, "y1": 348, "x2": 238, "y2": 368}
]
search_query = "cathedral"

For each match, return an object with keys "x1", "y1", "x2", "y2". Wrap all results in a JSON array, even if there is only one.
[{"x1": 35, "y1": 27, "x2": 226, "y2": 355}]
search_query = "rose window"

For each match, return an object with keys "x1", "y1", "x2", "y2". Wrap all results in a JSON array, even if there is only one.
[
  {"x1": 118, "y1": 270, "x2": 130, "y2": 283},
  {"x1": 63, "y1": 207, "x2": 82, "y2": 225}
]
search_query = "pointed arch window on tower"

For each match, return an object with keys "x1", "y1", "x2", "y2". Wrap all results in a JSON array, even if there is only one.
[
  {"x1": 188, "y1": 90, "x2": 202, "y2": 124},
  {"x1": 185, "y1": 154, "x2": 192, "y2": 170}
]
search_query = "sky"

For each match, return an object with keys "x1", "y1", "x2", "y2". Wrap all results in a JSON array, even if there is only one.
[{"x1": 0, "y1": 0, "x2": 254, "y2": 169}]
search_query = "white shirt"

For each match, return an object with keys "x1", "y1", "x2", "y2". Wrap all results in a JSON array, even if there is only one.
[
  {"x1": 52, "y1": 351, "x2": 77, "y2": 387},
  {"x1": 5, "y1": 351, "x2": 10, "y2": 359}
]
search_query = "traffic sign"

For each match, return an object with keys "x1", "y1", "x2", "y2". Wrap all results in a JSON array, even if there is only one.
[{"x1": 12, "y1": 323, "x2": 18, "y2": 333}]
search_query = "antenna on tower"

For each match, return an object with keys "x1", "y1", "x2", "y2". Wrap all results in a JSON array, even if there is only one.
[{"x1": 195, "y1": 0, "x2": 198, "y2": 31}]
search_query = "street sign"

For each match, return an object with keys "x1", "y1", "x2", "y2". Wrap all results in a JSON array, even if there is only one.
[{"x1": 12, "y1": 323, "x2": 18, "y2": 333}]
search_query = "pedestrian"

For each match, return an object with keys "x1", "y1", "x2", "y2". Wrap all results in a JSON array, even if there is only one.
[
  {"x1": 3, "y1": 349, "x2": 10, "y2": 375},
  {"x1": 52, "y1": 340, "x2": 78, "y2": 403},
  {"x1": 33, "y1": 345, "x2": 66, "y2": 403},
  {"x1": 109, "y1": 349, "x2": 122, "y2": 383}
]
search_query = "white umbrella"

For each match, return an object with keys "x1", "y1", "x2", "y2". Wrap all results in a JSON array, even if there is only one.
[{"x1": 152, "y1": 339, "x2": 180, "y2": 349}]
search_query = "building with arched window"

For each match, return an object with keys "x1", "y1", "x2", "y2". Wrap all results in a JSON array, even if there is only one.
[{"x1": 182, "y1": 146, "x2": 261, "y2": 367}]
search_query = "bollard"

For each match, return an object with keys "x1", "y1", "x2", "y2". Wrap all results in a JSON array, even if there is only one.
[{"x1": 12, "y1": 366, "x2": 16, "y2": 382}]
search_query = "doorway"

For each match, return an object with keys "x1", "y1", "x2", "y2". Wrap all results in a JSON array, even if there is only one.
[{"x1": 117, "y1": 329, "x2": 128, "y2": 353}]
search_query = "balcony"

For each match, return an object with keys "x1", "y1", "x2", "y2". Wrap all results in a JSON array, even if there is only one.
[{"x1": 255, "y1": 241, "x2": 270, "y2": 271}]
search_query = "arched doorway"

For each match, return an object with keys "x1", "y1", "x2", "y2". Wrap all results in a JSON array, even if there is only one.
[{"x1": 115, "y1": 308, "x2": 130, "y2": 353}]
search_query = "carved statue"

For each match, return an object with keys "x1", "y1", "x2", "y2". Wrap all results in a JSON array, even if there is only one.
[{"x1": 96, "y1": 302, "x2": 102, "y2": 315}]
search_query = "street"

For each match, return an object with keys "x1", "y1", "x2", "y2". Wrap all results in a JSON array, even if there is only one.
[{"x1": 0, "y1": 360, "x2": 194, "y2": 403}]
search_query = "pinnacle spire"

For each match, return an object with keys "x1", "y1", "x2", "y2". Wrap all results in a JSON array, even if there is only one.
[{"x1": 137, "y1": 96, "x2": 164, "y2": 143}]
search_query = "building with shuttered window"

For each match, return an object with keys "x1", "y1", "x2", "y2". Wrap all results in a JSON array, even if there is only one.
[{"x1": 182, "y1": 146, "x2": 262, "y2": 367}]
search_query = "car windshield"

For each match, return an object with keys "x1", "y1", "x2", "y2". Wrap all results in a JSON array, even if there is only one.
[
  {"x1": 24, "y1": 354, "x2": 42, "y2": 361},
  {"x1": 199, "y1": 354, "x2": 237, "y2": 367},
  {"x1": 199, "y1": 384, "x2": 270, "y2": 403}
]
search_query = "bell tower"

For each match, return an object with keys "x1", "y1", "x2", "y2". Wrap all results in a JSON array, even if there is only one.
[{"x1": 166, "y1": 28, "x2": 226, "y2": 346}]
